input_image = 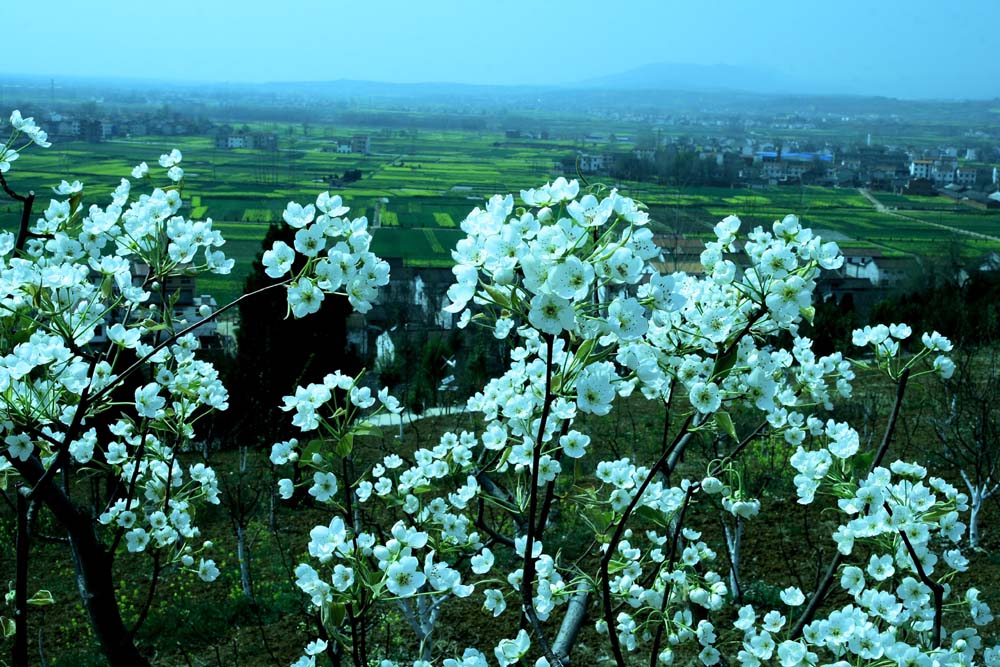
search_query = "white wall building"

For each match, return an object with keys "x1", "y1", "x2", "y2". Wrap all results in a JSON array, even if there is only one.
[{"x1": 956, "y1": 167, "x2": 978, "y2": 186}]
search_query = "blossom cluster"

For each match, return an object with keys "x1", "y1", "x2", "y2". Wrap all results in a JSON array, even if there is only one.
[
  {"x1": 1, "y1": 113, "x2": 389, "y2": 592},
  {"x1": 260, "y1": 195, "x2": 390, "y2": 316},
  {"x1": 274, "y1": 177, "x2": 997, "y2": 667},
  {"x1": 1, "y1": 121, "x2": 242, "y2": 576},
  {"x1": 0, "y1": 110, "x2": 50, "y2": 173}
]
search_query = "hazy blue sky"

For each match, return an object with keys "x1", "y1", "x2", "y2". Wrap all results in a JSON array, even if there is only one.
[{"x1": 7, "y1": 0, "x2": 1000, "y2": 98}]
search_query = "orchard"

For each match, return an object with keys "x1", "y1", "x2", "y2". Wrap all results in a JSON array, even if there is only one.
[{"x1": 1, "y1": 110, "x2": 996, "y2": 667}]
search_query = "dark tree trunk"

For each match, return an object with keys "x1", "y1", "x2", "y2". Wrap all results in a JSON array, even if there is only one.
[
  {"x1": 13, "y1": 491, "x2": 29, "y2": 667},
  {"x1": 66, "y1": 521, "x2": 150, "y2": 667},
  {"x1": 15, "y1": 457, "x2": 150, "y2": 667}
]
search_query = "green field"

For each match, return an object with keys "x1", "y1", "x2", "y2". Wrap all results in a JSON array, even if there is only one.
[
  {"x1": 4, "y1": 123, "x2": 1000, "y2": 304},
  {"x1": 639, "y1": 184, "x2": 1000, "y2": 259},
  {"x1": 906, "y1": 210, "x2": 1000, "y2": 236}
]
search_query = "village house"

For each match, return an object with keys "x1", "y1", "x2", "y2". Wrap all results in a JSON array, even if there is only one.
[
  {"x1": 88, "y1": 264, "x2": 224, "y2": 348},
  {"x1": 930, "y1": 163, "x2": 955, "y2": 185},
  {"x1": 910, "y1": 159, "x2": 933, "y2": 179},
  {"x1": 955, "y1": 166, "x2": 978, "y2": 186},
  {"x1": 350, "y1": 135, "x2": 372, "y2": 155},
  {"x1": 345, "y1": 260, "x2": 454, "y2": 360},
  {"x1": 576, "y1": 153, "x2": 611, "y2": 173},
  {"x1": 839, "y1": 249, "x2": 920, "y2": 288},
  {"x1": 214, "y1": 130, "x2": 278, "y2": 150}
]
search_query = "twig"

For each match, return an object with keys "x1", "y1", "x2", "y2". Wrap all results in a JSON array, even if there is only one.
[
  {"x1": 37, "y1": 616, "x2": 49, "y2": 667},
  {"x1": 129, "y1": 551, "x2": 162, "y2": 638},
  {"x1": 27, "y1": 358, "x2": 99, "y2": 501},
  {"x1": 644, "y1": 420, "x2": 768, "y2": 665},
  {"x1": 887, "y1": 502, "x2": 945, "y2": 647},
  {"x1": 648, "y1": 486, "x2": 696, "y2": 666},
  {"x1": 0, "y1": 170, "x2": 35, "y2": 253},
  {"x1": 476, "y1": 496, "x2": 515, "y2": 548},
  {"x1": 88, "y1": 279, "x2": 290, "y2": 407}
]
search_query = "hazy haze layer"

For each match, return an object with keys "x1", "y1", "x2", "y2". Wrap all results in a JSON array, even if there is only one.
[{"x1": 5, "y1": 0, "x2": 999, "y2": 99}]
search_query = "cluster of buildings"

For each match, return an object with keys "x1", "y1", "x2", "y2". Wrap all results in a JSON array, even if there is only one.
[
  {"x1": 90, "y1": 266, "x2": 225, "y2": 349},
  {"x1": 319, "y1": 134, "x2": 373, "y2": 155},
  {"x1": 211, "y1": 127, "x2": 373, "y2": 155},
  {"x1": 651, "y1": 235, "x2": 919, "y2": 298},
  {"x1": 44, "y1": 110, "x2": 211, "y2": 141},
  {"x1": 935, "y1": 187, "x2": 1000, "y2": 209},
  {"x1": 906, "y1": 155, "x2": 1000, "y2": 207},
  {"x1": 38, "y1": 106, "x2": 377, "y2": 163},
  {"x1": 562, "y1": 134, "x2": 1000, "y2": 199},
  {"x1": 213, "y1": 128, "x2": 278, "y2": 150}
]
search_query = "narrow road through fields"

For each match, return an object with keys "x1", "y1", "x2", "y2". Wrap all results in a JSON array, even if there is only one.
[
  {"x1": 365, "y1": 405, "x2": 469, "y2": 428},
  {"x1": 858, "y1": 188, "x2": 1000, "y2": 243}
]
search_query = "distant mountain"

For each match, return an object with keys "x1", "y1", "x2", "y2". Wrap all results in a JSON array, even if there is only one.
[
  {"x1": 575, "y1": 62, "x2": 804, "y2": 95},
  {"x1": 257, "y1": 78, "x2": 532, "y2": 97}
]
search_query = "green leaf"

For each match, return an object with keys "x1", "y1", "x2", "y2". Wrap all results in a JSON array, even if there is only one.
[
  {"x1": 69, "y1": 192, "x2": 84, "y2": 217},
  {"x1": 334, "y1": 433, "x2": 354, "y2": 458},
  {"x1": 322, "y1": 602, "x2": 346, "y2": 630},
  {"x1": 712, "y1": 345, "x2": 739, "y2": 380},
  {"x1": 27, "y1": 589, "x2": 54, "y2": 606},
  {"x1": 634, "y1": 505, "x2": 668, "y2": 527},
  {"x1": 854, "y1": 449, "x2": 875, "y2": 473},
  {"x1": 607, "y1": 559, "x2": 627, "y2": 574},
  {"x1": 572, "y1": 337, "x2": 596, "y2": 370},
  {"x1": 1, "y1": 616, "x2": 14, "y2": 638},
  {"x1": 494, "y1": 446, "x2": 512, "y2": 472},
  {"x1": 352, "y1": 423, "x2": 382, "y2": 439},
  {"x1": 715, "y1": 412, "x2": 738, "y2": 441},
  {"x1": 302, "y1": 439, "x2": 326, "y2": 462},
  {"x1": 594, "y1": 510, "x2": 614, "y2": 531},
  {"x1": 483, "y1": 284, "x2": 511, "y2": 309}
]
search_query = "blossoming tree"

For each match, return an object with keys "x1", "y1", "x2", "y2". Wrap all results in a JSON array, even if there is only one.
[
  {"x1": 268, "y1": 177, "x2": 993, "y2": 667},
  {"x1": 2, "y1": 110, "x2": 998, "y2": 667},
  {"x1": 0, "y1": 112, "x2": 388, "y2": 666}
]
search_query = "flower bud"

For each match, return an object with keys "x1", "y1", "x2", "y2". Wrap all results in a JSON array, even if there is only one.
[{"x1": 702, "y1": 476, "x2": 724, "y2": 494}]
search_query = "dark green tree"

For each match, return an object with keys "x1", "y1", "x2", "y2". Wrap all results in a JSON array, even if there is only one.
[{"x1": 221, "y1": 223, "x2": 360, "y2": 448}]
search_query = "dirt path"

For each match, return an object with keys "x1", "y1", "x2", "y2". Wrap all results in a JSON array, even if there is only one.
[{"x1": 858, "y1": 188, "x2": 1000, "y2": 242}]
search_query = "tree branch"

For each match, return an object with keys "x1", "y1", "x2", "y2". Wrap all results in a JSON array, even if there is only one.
[
  {"x1": 551, "y1": 582, "x2": 592, "y2": 664},
  {"x1": 88, "y1": 278, "x2": 290, "y2": 407},
  {"x1": 13, "y1": 489, "x2": 30, "y2": 667},
  {"x1": 600, "y1": 414, "x2": 695, "y2": 667},
  {"x1": 791, "y1": 366, "x2": 910, "y2": 639},
  {"x1": 519, "y1": 335, "x2": 562, "y2": 665},
  {"x1": 0, "y1": 170, "x2": 35, "y2": 254},
  {"x1": 887, "y1": 502, "x2": 945, "y2": 647},
  {"x1": 128, "y1": 551, "x2": 162, "y2": 638}
]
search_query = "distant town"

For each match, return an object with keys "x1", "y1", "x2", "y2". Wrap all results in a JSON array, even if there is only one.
[
  {"x1": 32, "y1": 97, "x2": 1000, "y2": 208},
  {"x1": 6, "y1": 78, "x2": 1000, "y2": 361}
]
